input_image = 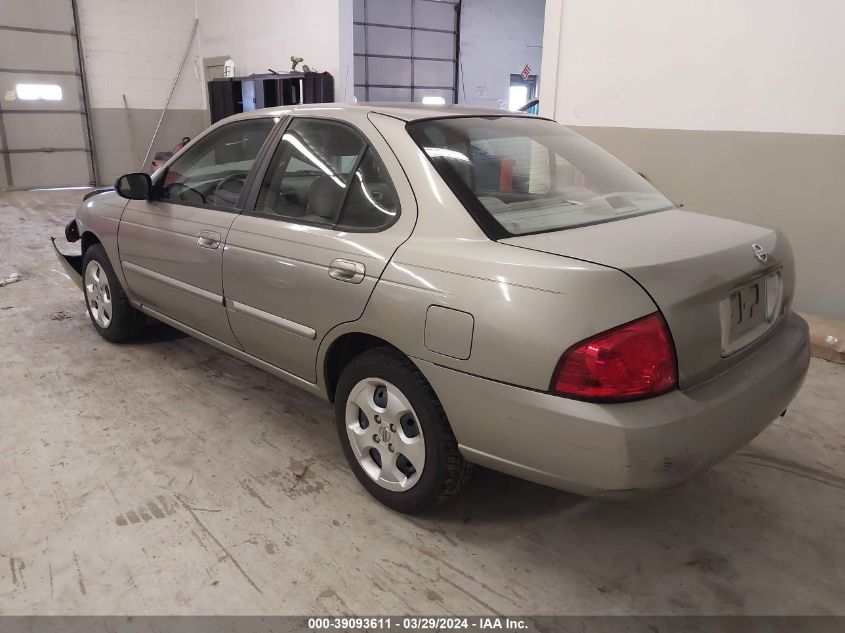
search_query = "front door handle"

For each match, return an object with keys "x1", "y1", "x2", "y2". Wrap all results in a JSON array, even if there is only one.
[
  {"x1": 328, "y1": 258, "x2": 365, "y2": 284},
  {"x1": 196, "y1": 230, "x2": 221, "y2": 249}
]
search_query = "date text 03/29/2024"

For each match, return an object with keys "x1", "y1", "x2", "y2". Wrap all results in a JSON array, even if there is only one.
[{"x1": 308, "y1": 616, "x2": 530, "y2": 630}]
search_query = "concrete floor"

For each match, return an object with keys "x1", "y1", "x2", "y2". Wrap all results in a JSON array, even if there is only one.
[{"x1": 1, "y1": 189, "x2": 844, "y2": 616}]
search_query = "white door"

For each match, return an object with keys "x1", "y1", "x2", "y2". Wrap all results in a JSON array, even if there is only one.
[
  {"x1": 352, "y1": 0, "x2": 459, "y2": 104},
  {"x1": 0, "y1": 0, "x2": 96, "y2": 188}
]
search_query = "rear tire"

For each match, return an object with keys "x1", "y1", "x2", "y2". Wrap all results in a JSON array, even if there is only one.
[
  {"x1": 334, "y1": 347, "x2": 472, "y2": 513},
  {"x1": 82, "y1": 244, "x2": 145, "y2": 342}
]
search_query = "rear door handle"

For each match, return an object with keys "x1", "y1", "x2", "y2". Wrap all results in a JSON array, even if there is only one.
[
  {"x1": 328, "y1": 258, "x2": 365, "y2": 284},
  {"x1": 197, "y1": 230, "x2": 221, "y2": 249}
]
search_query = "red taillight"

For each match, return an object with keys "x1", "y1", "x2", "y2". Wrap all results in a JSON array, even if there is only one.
[{"x1": 551, "y1": 313, "x2": 677, "y2": 402}]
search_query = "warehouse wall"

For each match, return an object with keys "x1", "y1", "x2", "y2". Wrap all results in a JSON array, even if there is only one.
[
  {"x1": 196, "y1": 0, "x2": 354, "y2": 101},
  {"x1": 540, "y1": 0, "x2": 845, "y2": 319},
  {"x1": 77, "y1": 0, "x2": 207, "y2": 185},
  {"x1": 458, "y1": 0, "x2": 545, "y2": 108},
  {"x1": 78, "y1": 0, "x2": 354, "y2": 186}
]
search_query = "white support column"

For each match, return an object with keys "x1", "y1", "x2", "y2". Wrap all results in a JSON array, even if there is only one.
[{"x1": 538, "y1": 0, "x2": 564, "y2": 120}]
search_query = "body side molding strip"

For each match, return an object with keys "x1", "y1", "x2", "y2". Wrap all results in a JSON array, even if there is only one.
[
  {"x1": 121, "y1": 261, "x2": 223, "y2": 304},
  {"x1": 229, "y1": 300, "x2": 317, "y2": 340}
]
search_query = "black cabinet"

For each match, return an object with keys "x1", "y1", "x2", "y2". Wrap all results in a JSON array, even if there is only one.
[
  {"x1": 207, "y1": 78, "x2": 242, "y2": 122},
  {"x1": 208, "y1": 72, "x2": 335, "y2": 123}
]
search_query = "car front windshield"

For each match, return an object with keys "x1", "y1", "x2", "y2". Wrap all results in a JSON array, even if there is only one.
[{"x1": 407, "y1": 116, "x2": 674, "y2": 236}]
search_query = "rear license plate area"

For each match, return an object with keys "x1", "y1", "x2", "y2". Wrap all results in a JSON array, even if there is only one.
[{"x1": 720, "y1": 270, "x2": 783, "y2": 355}]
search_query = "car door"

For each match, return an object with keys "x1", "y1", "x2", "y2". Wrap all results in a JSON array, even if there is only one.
[
  {"x1": 222, "y1": 115, "x2": 417, "y2": 382},
  {"x1": 118, "y1": 116, "x2": 277, "y2": 346}
]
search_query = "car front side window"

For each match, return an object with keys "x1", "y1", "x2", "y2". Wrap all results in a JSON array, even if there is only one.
[{"x1": 154, "y1": 118, "x2": 275, "y2": 211}]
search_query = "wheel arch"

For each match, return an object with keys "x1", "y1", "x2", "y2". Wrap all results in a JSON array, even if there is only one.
[
  {"x1": 81, "y1": 230, "x2": 102, "y2": 256},
  {"x1": 322, "y1": 331, "x2": 408, "y2": 402},
  {"x1": 77, "y1": 222, "x2": 135, "y2": 306}
]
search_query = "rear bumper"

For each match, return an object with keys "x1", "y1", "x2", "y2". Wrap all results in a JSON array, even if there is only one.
[
  {"x1": 51, "y1": 237, "x2": 83, "y2": 290},
  {"x1": 416, "y1": 312, "x2": 810, "y2": 496}
]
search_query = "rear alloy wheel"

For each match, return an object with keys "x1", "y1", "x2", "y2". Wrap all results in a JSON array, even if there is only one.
[
  {"x1": 335, "y1": 347, "x2": 472, "y2": 513},
  {"x1": 345, "y1": 378, "x2": 426, "y2": 492}
]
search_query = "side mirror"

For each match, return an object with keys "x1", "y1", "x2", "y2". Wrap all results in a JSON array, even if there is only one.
[{"x1": 115, "y1": 172, "x2": 152, "y2": 200}]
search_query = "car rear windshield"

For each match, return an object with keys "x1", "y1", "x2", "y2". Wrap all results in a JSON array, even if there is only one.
[{"x1": 406, "y1": 116, "x2": 674, "y2": 237}]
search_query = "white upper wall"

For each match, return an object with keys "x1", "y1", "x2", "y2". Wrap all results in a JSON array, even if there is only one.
[
  {"x1": 78, "y1": 0, "x2": 204, "y2": 110},
  {"x1": 196, "y1": 0, "x2": 354, "y2": 102},
  {"x1": 540, "y1": 0, "x2": 845, "y2": 134},
  {"x1": 458, "y1": 0, "x2": 545, "y2": 108}
]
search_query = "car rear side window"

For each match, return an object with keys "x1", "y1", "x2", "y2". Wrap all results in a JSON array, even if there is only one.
[
  {"x1": 407, "y1": 116, "x2": 673, "y2": 237},
  {"x1": 252, "y1": 118, "x2": 400, "y2": 231},
  {"x1": 154, "y1": 118, "x2": 275, "y2": 211},
  {"x1": 335, "y1": 148, "x2": 399, "y2": 230}
]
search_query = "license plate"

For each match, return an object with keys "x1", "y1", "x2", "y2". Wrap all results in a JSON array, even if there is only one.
[{"x1": 720, "y1": 271, "x2": 782, "y2": 354}]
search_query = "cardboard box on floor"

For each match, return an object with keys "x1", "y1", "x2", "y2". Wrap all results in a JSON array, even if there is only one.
[{"x1": 801, "y1": 313, "x2": 845, "y2": 364}]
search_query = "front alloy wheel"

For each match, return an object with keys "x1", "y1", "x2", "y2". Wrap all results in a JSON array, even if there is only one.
[
  {"x1": 80, "y1": 243, "x2": 145, "y2": 342},
  {"x1": 84, "y1": 260, "x2": 112, "y2": 328}
]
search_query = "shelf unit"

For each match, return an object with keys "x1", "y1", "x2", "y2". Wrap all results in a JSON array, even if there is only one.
[{"x1": 207, "y1": 72, "x2": 334, "y2": 123}]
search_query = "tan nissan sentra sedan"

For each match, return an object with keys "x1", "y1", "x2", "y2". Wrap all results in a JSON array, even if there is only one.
[{"x1": 53, "y1": 104, "x2": 810, "y2": 513}]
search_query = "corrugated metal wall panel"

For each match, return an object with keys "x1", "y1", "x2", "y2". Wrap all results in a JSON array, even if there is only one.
[
  {"x1": 0, "y1": 0, "x2": 96, "y2": 188},
  {"x1": 353, "y1": 0, "x2": 459, "y2": 104}
]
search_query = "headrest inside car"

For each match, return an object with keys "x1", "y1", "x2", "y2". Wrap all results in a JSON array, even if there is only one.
[{"x1": 307, "y1": 175, "x2": 346, "y2": 219}]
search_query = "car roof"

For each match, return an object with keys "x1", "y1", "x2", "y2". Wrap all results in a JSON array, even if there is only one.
[{"x1": 237, "y1": 102, "x2": 534, "y2": 122}]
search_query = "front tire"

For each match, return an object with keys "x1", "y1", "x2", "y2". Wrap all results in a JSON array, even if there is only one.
[
  {"x1": 82, "y1": 244, "x2": 145, "y2": 342},
  {"x1": 335, "y1": 347, "x2": 472, "y2": 513}
]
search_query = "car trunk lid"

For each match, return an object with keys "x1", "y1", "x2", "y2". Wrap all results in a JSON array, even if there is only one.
[{"x1": 501, "y1": 209, "x2": 795, "y2": 389}]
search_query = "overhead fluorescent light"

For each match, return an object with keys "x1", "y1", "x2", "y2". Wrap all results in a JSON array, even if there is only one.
[{"x1": 421, "y1": 96, "x2": 446, "y2": 105}]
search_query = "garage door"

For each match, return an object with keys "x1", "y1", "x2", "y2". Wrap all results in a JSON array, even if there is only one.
[
  {"x1": 353, "y1": 0, "x2": 460, "y2": 104},
  {"x1": 0, "y1": 0, "x2": 96, "y2": 189}
]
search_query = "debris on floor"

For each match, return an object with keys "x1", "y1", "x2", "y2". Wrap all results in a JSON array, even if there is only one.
[
  {"x1": 0, "y1": 272, "x2": 22, "y2": 287},
  {"x1": 802, "y1": 312, "x2": 845, "y2": 364}
]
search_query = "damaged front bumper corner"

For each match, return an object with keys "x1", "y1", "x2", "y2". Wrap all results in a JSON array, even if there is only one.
[{"x1": 51, "y1": 237, "x2": 83, "y2": 290}]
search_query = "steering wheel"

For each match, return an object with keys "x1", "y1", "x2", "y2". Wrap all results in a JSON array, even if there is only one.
[
  {"x1": 169, "y1": 181, "x2": 207, "y2": 204},
  {"x1": 213, "y1": 173, "x2": 247, "y2": 204}
]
